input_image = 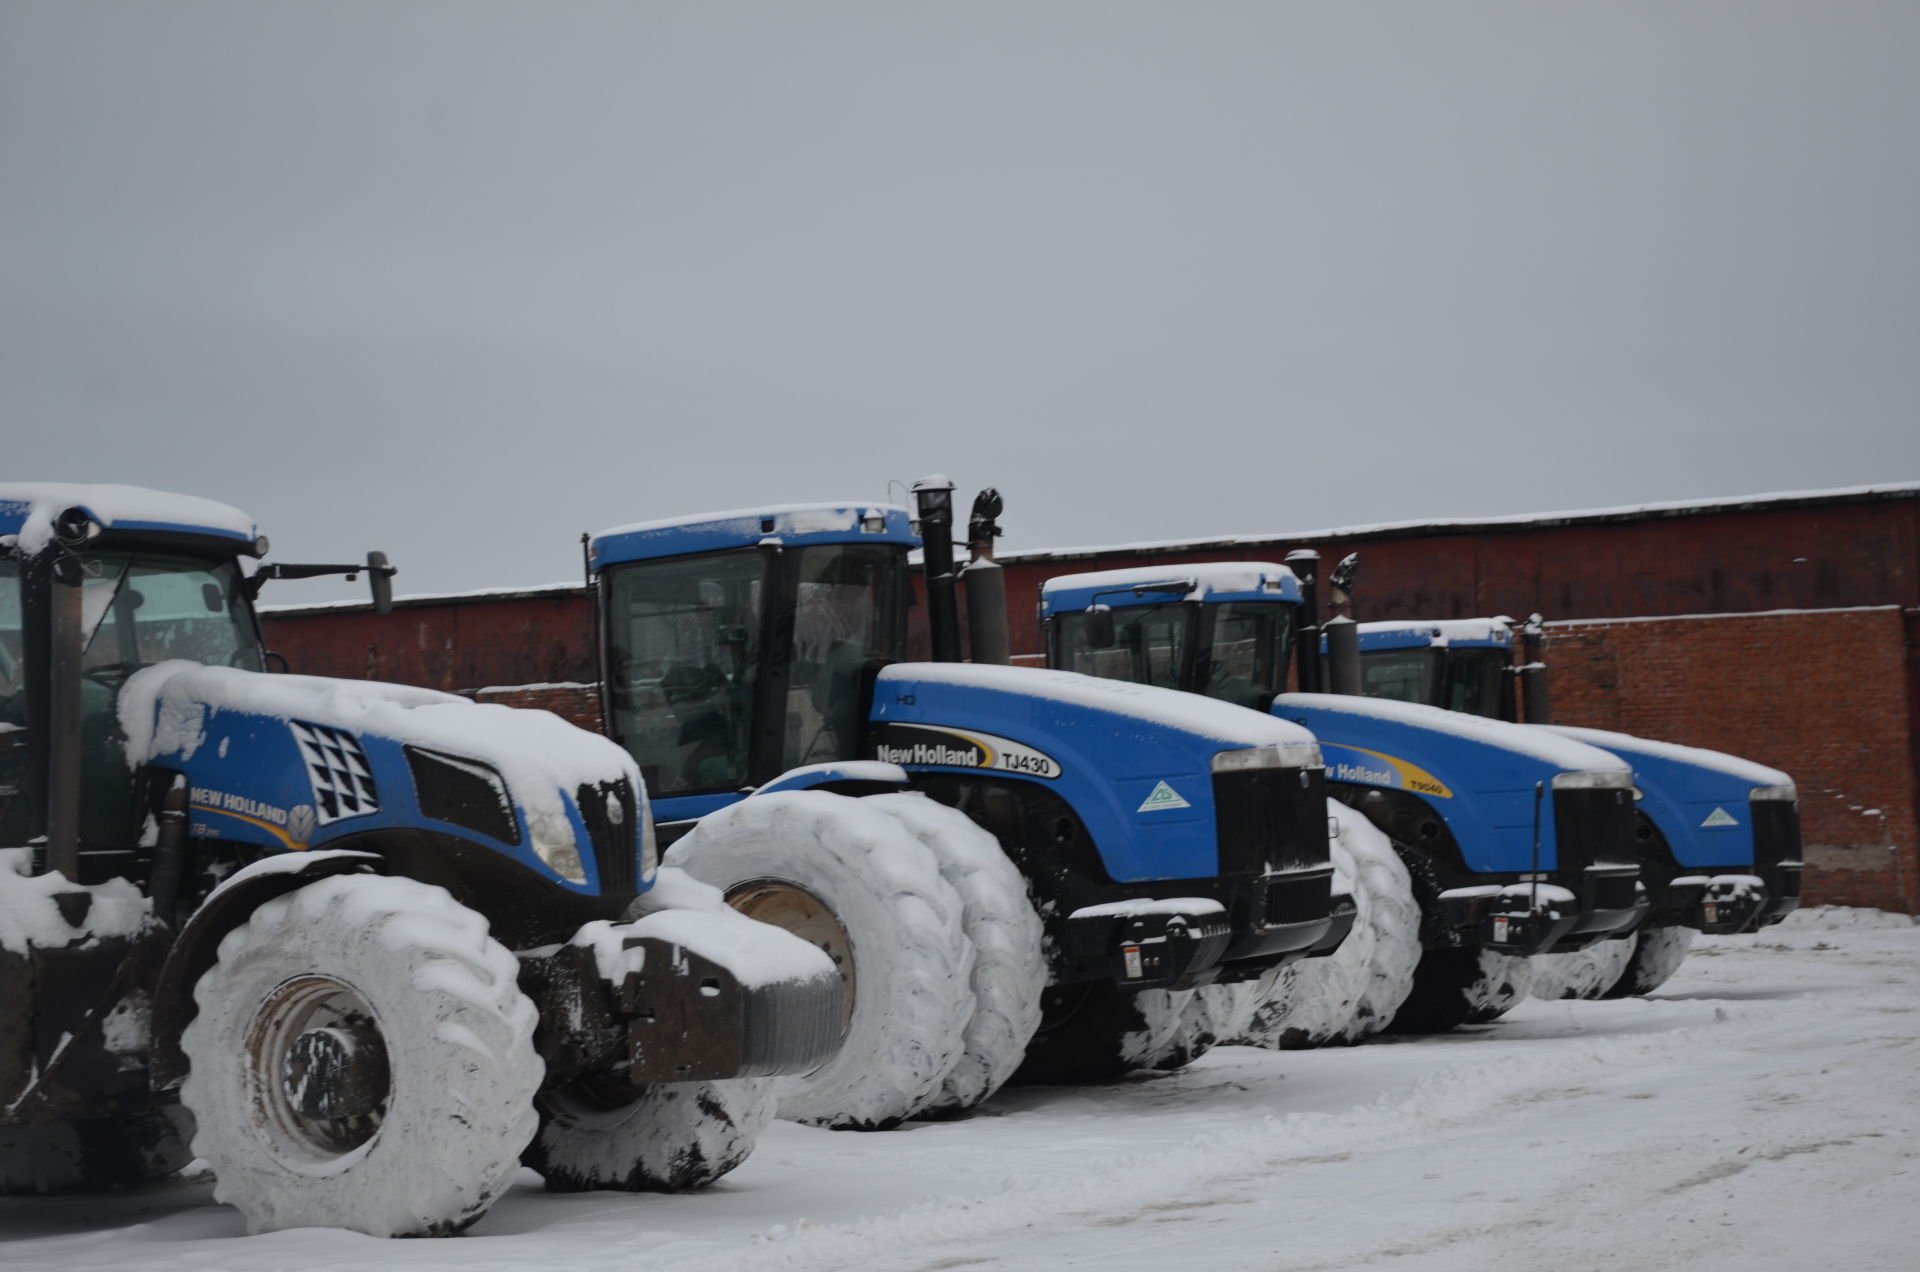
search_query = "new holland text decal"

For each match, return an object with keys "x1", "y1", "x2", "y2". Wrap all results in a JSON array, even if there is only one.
[
  {"x1": 872, "y1": 723, "x2": 1061, "y2": 779},
  {"x1": 1314, "y1": 742, "x2": 1453, "y2": 799}
]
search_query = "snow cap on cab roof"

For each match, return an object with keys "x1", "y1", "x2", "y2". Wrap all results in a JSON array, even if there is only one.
[
  {"x1": 1040, "y1": 562, "x2": 1301, "y2": 617},
  {"x1": 0, "y1": 483, "x2": 259, "y2": 557},
  {"x1": 1355, "y1": 618, "x2": 1514, "y2": 651},
  {"x1": 590, "y1": 502, "x2": 917, "y2": 569}
]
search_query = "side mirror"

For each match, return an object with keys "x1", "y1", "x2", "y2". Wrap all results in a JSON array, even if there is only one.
[
  {"x1": 1085, "y1": 605, "x2": 1116, "y2": 649},
  {"x1": 367, "y1": 551, "x2": 395, "y2": 615}
]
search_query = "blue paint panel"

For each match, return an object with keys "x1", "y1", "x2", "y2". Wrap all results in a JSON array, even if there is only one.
[
  {"x1": 1586, "y1": 740, "x2": 1760, "y2": 869},
  {"x1": 1351, "y1": 626, "x2": 1509, "y2": 652},
  {"x1": 652, "y1": 791, "x2": 752, "y2": 824},
  {"x1": 591, "y1": 504, "x2": 917, "y2": 568},
  {"x1": 868, "y1": 670, "x2": 1228, "y2": 882},
  {"x1": 1278, "y1": 700, "x2": 1569, "y2": 873}
]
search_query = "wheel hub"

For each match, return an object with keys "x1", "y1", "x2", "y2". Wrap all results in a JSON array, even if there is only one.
[
  {"x1": 725, "y1": 879, "x2": 856, "y2": 1030},
  {"x1": 247, "y1": 975, "x2": 392, "y2": 1157}
]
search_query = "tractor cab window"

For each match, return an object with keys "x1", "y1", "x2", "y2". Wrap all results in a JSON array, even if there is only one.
[
  {"x1": 604, "y1": 553, "x2": 764, "y2": 797},
  {"x1": 78, "y1": 551, "x2": 263, "y2": 679},
  {"x1": 1201, "y1": 601, "x2": 1292, "y2": 710},
  {"x1": 782, "y1": 544, "x2": 907, "y2": 770},
  {"x1": 1054, "y1": 603, "x2": 1190, "y2": 690},
  {"x1": 1443, "y1": 649, "x2": 1509, "y2": 720},
  {"x1": 0, "y1": 556, "x2": 25, "y2": 846},
  {"x1": 1359, "y1": 648, "x2": 1440, "y2": 707}
]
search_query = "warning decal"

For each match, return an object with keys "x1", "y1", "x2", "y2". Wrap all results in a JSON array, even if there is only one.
[{"x1": 1137, "y1": 781, "x2": 1192, "y2": 813}]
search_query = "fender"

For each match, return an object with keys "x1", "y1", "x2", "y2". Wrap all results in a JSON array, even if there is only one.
[
  {"x1": 148, "y1": 850, "x2": 382, "y2": 1091},
  {"x1": 1275, "y1": 692, "x2": 1630, "y2": 874},
  {"x1": 750, "y1": 760, "x2": 911, "y2": 798},
  {"x1": 870, "y1": 663, "x2": 1319, "y2": 882}
]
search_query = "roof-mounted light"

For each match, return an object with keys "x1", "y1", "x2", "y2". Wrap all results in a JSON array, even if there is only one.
[
  {"x1": 252, "y1": 534, "x2": 271, "y2": 558},
  {"x1": 52, "y1": 506, "x2": 100, "y2": 546}
]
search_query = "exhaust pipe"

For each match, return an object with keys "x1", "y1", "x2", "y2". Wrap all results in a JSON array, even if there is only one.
[
  {"x1": 1323, "y1": 553, "x2": 1362, "y2": 696},
  {"x1": 912, "y1": 476, "x2": 963, "y2": 663},
  {"x1": 1520, "y1": 613, "x2": 1552, "y2": 723},
  {"x1": 961, "y1": 488, "x2": 1010, "y2": 665},
  {"x1": 1284, "y1": 549, "x2": 1323, "y2": 694}
]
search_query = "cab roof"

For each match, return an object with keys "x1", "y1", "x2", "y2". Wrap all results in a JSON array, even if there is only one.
[
  {"x1": 590, "y1": 502, "x2": 917, "y2": 570},
  {"x1": 0, "y1": 483, "x2": 259, "y2": 556},
  {"x1": 1356, "y1": 618, "x2": 1514, "y2": 651},
  {"x1": 1040, "y1": 562, "x2": 1301, "y2": 617}
]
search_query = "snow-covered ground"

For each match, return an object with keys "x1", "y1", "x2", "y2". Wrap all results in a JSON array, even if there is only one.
[{"x1": 6, "y1": 907, "x2": 1916, "y2": 1272}]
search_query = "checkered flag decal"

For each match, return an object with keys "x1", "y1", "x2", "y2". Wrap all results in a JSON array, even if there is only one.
[{"x1": 290, "y1": 721, "x2": 381, "y2": 825}]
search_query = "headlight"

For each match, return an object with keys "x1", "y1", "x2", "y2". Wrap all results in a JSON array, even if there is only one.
[
  {"x1": 1550, "y1": 769, "x2": 1634, "y2": 791},
  {"x1": 528, "y1": 807, "x2": 587, "y2": 884},
  {"x1": 1750, "y1": 784, "x2": 1798, "y2": 803},
  {"x1": 1212, "y1": 742, "x2": 1323, "y2": 773}
]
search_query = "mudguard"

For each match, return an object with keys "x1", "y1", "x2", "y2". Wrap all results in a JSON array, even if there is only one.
[{"x1": 869, "y1": 663, "x2": 1321, "y2": 882}]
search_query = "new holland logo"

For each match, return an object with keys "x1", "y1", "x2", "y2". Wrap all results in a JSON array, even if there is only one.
[
  {"x1": 1701, "y1": 807, "x2": 1740, "y2": 828},
  {"x1": 1137, "y1": 781, "x2": 1192, "y2": 813}
]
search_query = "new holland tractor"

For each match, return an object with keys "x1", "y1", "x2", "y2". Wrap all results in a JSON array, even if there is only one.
[
  {"x1": 1351, "y1": 615, "x2": 1803, "y2": 997},
  {"x1": 0, "y1": 484, "x2": 842, "y2": 1236},
  {"x1": 1040, "y1": 559, "x2": 1646, "y2": 1037},
  {"x1": 584, "y1": 479, "x2": 1351, "y2": 1127}
]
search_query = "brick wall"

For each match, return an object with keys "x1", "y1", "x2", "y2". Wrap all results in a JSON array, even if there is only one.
[
  {"x1": 1545, "y1": 607, "x2": 1918, "y2": 914},
  {"x1": 470, "y1": 682, "x2": 604, "y2": 734}
]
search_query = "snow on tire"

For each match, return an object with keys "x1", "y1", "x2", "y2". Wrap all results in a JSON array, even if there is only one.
[
  {"x1": 1603, "y1": 925, "x2": 1696, "y2": 997},
  {"x1": 0, "y1": 1107, "x2": 193, "y2": 1195},
  {"x1": 180, "y1": 874, "x2": 543, "y2": 1237},
  {"x1": 861, "y1": 793, "x2": 1045, "y2": 1118},
  {"x1": 1148, "y1": 981, "x2": 1261, "y2": 1071},
  {"x1": 1252, "y1": 804, "x2": 1421, "y2": 1049},
  {"x1": 1530, "y1": 934, "x2": 1639, "y2": 1001},
  {"x1": 524, "y1": 1075, "x2": 775, "y2": 1193},
  {"x1": 666, "y1": 791, "x2": 976, "y2": 1131},
  {"x1": 1388, "y1": 946, "x2": 1537, "y2": 1034}
]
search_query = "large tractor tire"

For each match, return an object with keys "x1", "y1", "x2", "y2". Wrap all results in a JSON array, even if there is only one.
[
  {"x1": 1015, "y1": 983, "x2": 1196, "y2": 1085},
  {"x1": 1530, "y1": 934, "x2": 1639, "y2": 1001},
  {"x1": 1249, "y1": 804, "x2": 1422, "y2": 1049},
  {"x1": 863, "y1": 793, "x2": 1045, "y2": 1119},
  {"x1": 1386, "y1": 946, "x2": 1537, "y2": 1035},
  {"x1": 180, "y1": 875, "x2": 543, "y2": 1237},
  {"x1": 666, "y1": 792, "x2": 976, "y2": 1131},
  {"x1": 1602, "y1": 925, "x2": 1697, "y2": 998},
  {"x1": 0, "y1": 1107, "x2": 193, "y2": 1195},
  {"x1": 1149, "y1": 980, "x2": 1262, "y2": 1071}
]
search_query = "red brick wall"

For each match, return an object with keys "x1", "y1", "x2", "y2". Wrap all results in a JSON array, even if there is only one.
[
  {"x1": 471, "y1": 682, "x2": 603, "y2": 734},
  {"x1": 1545, "y1": 607, "x2": 1918, "y2": 914},
  {"x1": 264, "y1": 590, "x2": 594, "y2": 691}
]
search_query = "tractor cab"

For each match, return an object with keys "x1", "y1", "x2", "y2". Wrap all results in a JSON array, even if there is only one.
[
  {"x1": 1043, "y1": 564, "x2": 1302, "y2": 709},
  {"x1": 590, "y1": 503, "x2": 918, "y2": 823},
  {"x1": 1, "y1": 485, "x2": 391, "y2": 884},
  {"x1": 1353, "y1": 620, "x2": 1518, "y2": 721}
]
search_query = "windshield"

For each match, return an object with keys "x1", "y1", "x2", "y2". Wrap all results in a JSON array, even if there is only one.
[
  {"x1": 79, "y1": 550, "x2": 262, "y2": 677},
  {"x1": 1053, "y1": 602, "x2": 1190, "y2": 689},
  {"x1": 603, "y1": 552, "x2": 765, "y2": 798},
  {"x1": 1202, "y1": 601, "x2": 1292, "y2": 709},
  {"x1": 1359, "y1": 647, "x2": 1441, "y2": 706},
  {"x1": 1443, "y1": 648, "x2": 1510, "y2": 720},
  {"x1": 783, "y1": 544, "x2": 907, "y2": 770},
  {"x1": 0, "y1": 556, "x2": 20, "y2": 711}
]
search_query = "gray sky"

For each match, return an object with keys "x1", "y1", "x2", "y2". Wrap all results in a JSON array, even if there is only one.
[{"x1": 4, "y1": 1, "x2": 1916, "y2": 602}]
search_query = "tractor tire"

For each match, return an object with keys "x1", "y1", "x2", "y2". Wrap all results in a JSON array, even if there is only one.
[
  {"x1": 1530, "y1": 933, "x2": 1640, "y2": 1001},
  {"x1": 180, "y1": 874, "x2": 543, "y2": 1237},
  {"x1": 1386, "y1": 946, "x2": 1537, "y2": 1035},
  {"x1": 524, "y1": 1075, "x2": 775, "y2": 1193},
  {"x1": 1602, "y1": 925, "x2": 1696, "y2": 998},
  {"x1": 0, "y1": 1107, "x2": 193, "y2": 1195},
  {"x1": 1014, "y1": 982, "x2": 1195, "y2": 1085},
  {"x1": 1149, "y1": 980, "x2": 1262, "y2": 1071},
  {"x1": 862, "y1": 793, "x2": 1045, "y2": 1119},
  {"x1": 1253, "y1": 804, "x2": 1421, "y2": 1049},
  {"x1": 666, "y1": 791, "x2": 976, "y2": 1130}
]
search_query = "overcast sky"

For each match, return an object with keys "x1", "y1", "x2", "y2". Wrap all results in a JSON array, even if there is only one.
[{"x1": 4, "y1": 2, "x2": 1916, "y2": 602}]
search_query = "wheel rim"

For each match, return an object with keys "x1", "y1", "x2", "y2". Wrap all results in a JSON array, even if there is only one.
[
  {"x1": 246, "y1": 975, "x2": 391, "y2": 1161},
  {"x1": 725, "y1": 879, "x2": 857, "y2": 1030}
]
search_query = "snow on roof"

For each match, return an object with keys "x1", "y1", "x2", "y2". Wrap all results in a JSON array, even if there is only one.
[
  {"x1": 1542, "y1": 725, "x2": 1792, "y2": 788},
  {"x1": 1041, "y1": 562, "x2": 1298, "y2": 603},
  {"x1": 999, "y1": 481, "x2": 1920, "y2": 565},
  {"x1": 591, "y1": 501, "x2": 918, "y2": 568},
  {"x1": 883, "y1": 662, "x2": 1319, "y2": 750},
  {"x1": 1277, "y1": 691, "x2": 1632, "y2": 774},
  {"x1": 1357, "y1": 618, "x2": 1513, "y2": 647},
  {"x1": 0, "y1": 482, "x2": 257, "y2": 556}
]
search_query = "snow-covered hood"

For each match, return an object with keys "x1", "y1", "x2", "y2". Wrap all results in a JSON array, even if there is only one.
[{"x1": 116, "y1": 662, "x2": 649, "y2": 893}]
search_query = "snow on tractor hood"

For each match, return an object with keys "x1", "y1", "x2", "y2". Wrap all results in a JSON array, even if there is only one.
[
  {"x1": 1541, "y1": 725, "x2": 1792, "y2": 791},
  {"x1": 117, "y1": 662, "x2": 646, "y2": 867},
  {"x1": 1276, "y1": 692, "x2": 1629, "y2": 778}
]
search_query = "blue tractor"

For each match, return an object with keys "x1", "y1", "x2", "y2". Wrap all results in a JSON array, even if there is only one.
[
  {"x1": 1351, "y1": 614, "x2": 1802, "y2": 995},
  {"x1": 1040, "y1": 559, "x2": 1647, "y2": 1034},
  {"x1": 584, "y1": 480, "x2": 1351, "y2": 1124},
  {"x1": 1, "y1": 484, "x2": 841, "y2": 1235}
]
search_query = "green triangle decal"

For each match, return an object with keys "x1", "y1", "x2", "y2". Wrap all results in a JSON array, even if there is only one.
[
  {"x1": 1701, "y1": 807, "x2": 1740, "y2": 828},
  {"x1": 1138, "y1": 781, "x2": 1192, "y2": 812}
]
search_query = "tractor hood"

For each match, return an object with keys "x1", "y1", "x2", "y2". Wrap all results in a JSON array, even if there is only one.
[{"x1": 116, "y1": 662, "x2": 652, "y2": 894}]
